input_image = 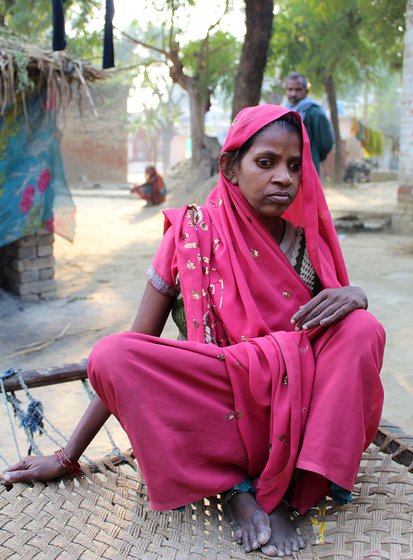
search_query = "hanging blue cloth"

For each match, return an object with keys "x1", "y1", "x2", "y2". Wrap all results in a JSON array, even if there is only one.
[{"x1": 0, "y1": 95, "x2": 75, "y2": 247}]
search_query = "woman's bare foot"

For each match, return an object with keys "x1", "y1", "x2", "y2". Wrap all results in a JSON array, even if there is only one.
[
  {"x1": 224, "y1": 491, "x2": 271, "y2": 552},
  {"x1": 260, "y1": 503, "x2": 305, "y2": 557}
]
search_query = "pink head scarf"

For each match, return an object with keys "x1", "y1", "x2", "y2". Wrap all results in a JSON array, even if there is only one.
[{"x1": 163, "y1": 104, "x2": 348, "y2": 345}]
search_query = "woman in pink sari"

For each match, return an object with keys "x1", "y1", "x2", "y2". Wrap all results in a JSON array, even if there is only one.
[{"x1": 4, "y1": 105, "x2": 385, "y2": 558}]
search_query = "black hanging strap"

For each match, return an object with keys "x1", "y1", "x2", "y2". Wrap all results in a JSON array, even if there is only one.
[
  {"x1": 52, "y1": 0, "x2": 66, "y2": 51},
  {"x1": 103, "y1": 0, "x2": 115, "y2": 69}
]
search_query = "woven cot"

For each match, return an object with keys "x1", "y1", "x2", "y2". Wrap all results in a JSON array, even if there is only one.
[{"x1": 1, "y1": 441, "x2": 413, "y2": 560}]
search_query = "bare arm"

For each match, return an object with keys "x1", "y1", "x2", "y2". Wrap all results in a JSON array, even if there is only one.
[
  {"x1": 3, "y1": 282, "x2": 174, "y2": 484},
  {"x1": 131, "y1": 281, "x2": 174, "y2": 335}
]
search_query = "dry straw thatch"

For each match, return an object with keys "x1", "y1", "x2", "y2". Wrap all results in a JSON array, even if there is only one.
[{"x1": 0, "y1": 28, "x2": 106, "y2": 117}]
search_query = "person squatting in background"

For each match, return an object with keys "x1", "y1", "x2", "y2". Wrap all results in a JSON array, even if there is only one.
[{"x1": 131, "y1": 165, "x2": 167, "y2": 207}]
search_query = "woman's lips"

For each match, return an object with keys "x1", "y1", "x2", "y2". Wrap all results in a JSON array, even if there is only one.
[{"x1": 267, "y1": 193, "x2": 292, "y2": 203}]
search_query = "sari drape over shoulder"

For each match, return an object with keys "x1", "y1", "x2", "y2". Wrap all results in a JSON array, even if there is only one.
[{"x1": 88, "y1": 105, "x2": 385, "y2": 515}]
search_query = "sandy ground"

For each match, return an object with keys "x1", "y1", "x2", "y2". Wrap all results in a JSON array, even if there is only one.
[{"x1": 1, "y1": 180, "x2": 412, "y2": 466}]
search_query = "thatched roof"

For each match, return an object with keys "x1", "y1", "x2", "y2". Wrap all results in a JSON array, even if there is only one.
[{"x1": 0, "y1": 29, "x2": 107, "y2": 116}]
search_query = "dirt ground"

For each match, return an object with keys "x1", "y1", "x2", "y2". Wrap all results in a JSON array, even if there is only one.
[{"x1": 1, "y1": 180, "x2": 412, "y2": 464}]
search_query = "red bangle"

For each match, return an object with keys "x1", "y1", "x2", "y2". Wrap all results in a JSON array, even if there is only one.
[{"x1": 54, "y1": 448, "x2": 82, "y2": 475}]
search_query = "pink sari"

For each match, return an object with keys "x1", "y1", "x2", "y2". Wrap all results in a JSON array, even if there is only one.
[{"x1": 88, "y1": 105, "x2": 385, "y2": 514}]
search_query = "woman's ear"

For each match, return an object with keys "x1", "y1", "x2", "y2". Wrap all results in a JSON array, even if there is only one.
[{"x1": 219, "y1": 152, "x2": 238, "y2": 184}]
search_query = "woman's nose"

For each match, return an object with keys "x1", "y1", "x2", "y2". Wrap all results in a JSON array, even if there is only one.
[{"x1": 271, "y1": 166, "x2": 292, "y2": 186}]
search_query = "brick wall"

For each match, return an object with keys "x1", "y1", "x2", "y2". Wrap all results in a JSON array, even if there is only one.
[
  {"x1": 0, "y1": 230, "x2": 56, "y2": 302},
  {"x1": 60, "y1": 82, "x2": 129, "y2": 185}
]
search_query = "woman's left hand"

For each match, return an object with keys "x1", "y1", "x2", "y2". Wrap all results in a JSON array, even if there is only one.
[{"x1": 291, "y1": 286, "x2": 368, "y2": 331}]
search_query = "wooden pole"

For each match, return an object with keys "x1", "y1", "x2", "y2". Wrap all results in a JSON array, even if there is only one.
[{"x1": 1, "y1": 362, "x2": 88, "y2": 392}]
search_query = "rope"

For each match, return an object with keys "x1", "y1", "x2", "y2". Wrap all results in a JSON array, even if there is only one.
[
  {"x1": 0, "y1": 368, "x2": 117, "y2": 466},
  {"x1": 0, "y1": 369, "x2": 23, "y2": 460},
  {"x1": 6, "y1": 366, "x2": 94, "y2": 462},
  {"x1": 6, "y1": 392, "x2": 42, "y2": 456},
  {"x1": 0, "y1": 450, "x2": 10, "y2": 468},
  {"x1": 1, "y1": 368, "x2": 72, "y2": 460},
  {"x1": 81, "y1": 379, "x2": 123, "y2": 459}
]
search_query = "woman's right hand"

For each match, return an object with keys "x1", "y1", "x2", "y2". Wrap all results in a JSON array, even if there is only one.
[
  {"x1": 1, "y1": 395, "x2": 110, "y2": 486},
  {"x1": 2, "y1": 455, "x2": 69, "y2": 484}
]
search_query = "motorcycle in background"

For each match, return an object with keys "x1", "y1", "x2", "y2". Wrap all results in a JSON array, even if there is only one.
[{"x1": 343, "y1": 158, "x2": 377, "y2": 184}]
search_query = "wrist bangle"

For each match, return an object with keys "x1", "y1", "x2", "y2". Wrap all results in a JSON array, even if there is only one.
[{"x1": 54, "y1": 448, "x2": 82, "y2": 475}]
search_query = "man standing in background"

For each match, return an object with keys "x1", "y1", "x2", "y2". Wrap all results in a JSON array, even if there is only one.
[{"x1": 285, "y1": 73, "x2": 334, "y2": 175}]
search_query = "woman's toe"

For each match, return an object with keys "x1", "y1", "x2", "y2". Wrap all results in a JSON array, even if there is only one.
[{"x1": 260, "y1": 543, "x2": 278, "y2": 557}]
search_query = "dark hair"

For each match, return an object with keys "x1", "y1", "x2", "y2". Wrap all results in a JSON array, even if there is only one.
[
  {"x1": 231, "y1": 113, "x2": 301, "y2": 166},
  {"x1": 285, "y1": 72, "x2": 309, "y2": 89},
  {"x1": 145, "y1": 165, "x2": 156, "y2": 175}
]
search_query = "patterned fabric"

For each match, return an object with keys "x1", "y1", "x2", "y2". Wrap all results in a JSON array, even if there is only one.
[
  {"x1": 0, "y1": 95, "x2": 75, "y2": 247},
  {"x1": 149, "y1": 222, "x2": 322, "y2": 341},
  {"x1": 146, "y1": 265, "x2": 178, "y2": 299},
  {"x1": 156, "y1": 106, "x2": 348, "y2": 349}
]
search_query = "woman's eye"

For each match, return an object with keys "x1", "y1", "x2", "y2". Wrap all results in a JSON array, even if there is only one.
[
  {"x1": 289, "y1": 161, "x2": 301, "y2": 172},
  {"x1": 257, "y1": 159, "x2": 272, "y2": 168}
]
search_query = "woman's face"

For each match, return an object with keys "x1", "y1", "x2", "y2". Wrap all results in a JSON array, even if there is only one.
[{"x1": 232, "y1": 125, "x2": 302, "y2": 227}]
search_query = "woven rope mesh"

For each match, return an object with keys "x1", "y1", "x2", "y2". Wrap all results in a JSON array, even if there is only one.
[{"x1": 1, "y1": 445, "x2": 412, "y2": 560}]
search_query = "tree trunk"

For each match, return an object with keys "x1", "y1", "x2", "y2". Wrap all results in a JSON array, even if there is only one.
[
  {"x1": 187, "y1": 82, "x2": 205, "y2": 165},
  {"x1": 393, "y1": 0, "x2": 413, "y2": 233},
  {"x1": 231, "y1": 0, "x2": 274, "y2": 119},
  {"x1": 162, "y1": 122, "x2": 175, "y2": 172},
  {"x1": 399, "y1": 0, "x2": 413, "y2": 189},
  {"x1": 169, "y1": 56, "x2": 206, "y2": 165},
  {"x1": 324, "y1": 75, "x2": 342, "y2": 184}
]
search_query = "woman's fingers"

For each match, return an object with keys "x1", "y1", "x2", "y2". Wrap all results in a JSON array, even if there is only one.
[
  {"x1": 2, "y1": 455, "x2": 68, "y2": 484},
  {"x1": 3, "y1": 458, "x2": 30, "y2": 473},
  {"x1": 291, "y1": 293, "x2": 333, "y2": 326},
  {"x1": 2, "y1": 459, "x2": 35, "y2": 483},
  {"x1": 295, "y1": 302, "x2": 344, "y2": 330},
  {"x1": 291, "y1": 287, "x2": 367, "y2": 330},
  {"x1": 3, "y1": 468, "x2": 34, "y2": 484},
  {"x1": 291, "y1": 296, "x2": 324, "y2": 323}
]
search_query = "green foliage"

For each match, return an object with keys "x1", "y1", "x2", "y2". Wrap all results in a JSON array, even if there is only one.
[
  {"x1": 268, "y1": 0, "x2": 405, "y2": 93},
  {"x1": 181, "y1": 31, "x2": 241, "y2": 100},
  {"x1": 0, "y1": 0, "x2": 53, "y2": 38},
  {"x1": 356, "y1": 0, "x2": 405, "y2": 70},
  {"x1": 0, "y1": 0, "x2": 103, "y2": 59}
]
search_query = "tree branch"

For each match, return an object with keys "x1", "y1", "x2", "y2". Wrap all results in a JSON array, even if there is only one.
[
  {"x1": 114, "y1": 26, "x2": 169, "y2": 58},
  {"x1": 200, "y1": 0, "x2": 230, "y2": 55}
]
